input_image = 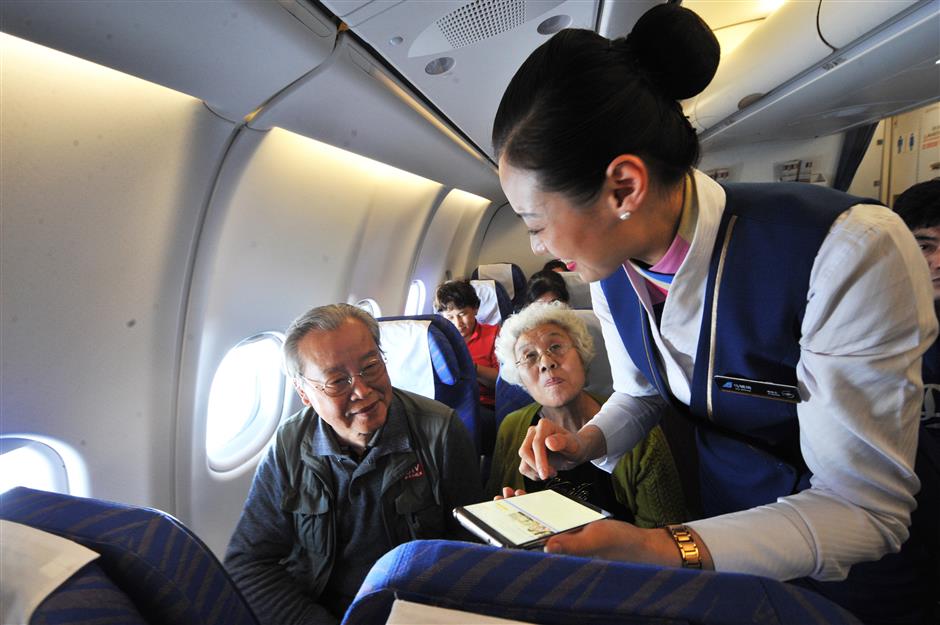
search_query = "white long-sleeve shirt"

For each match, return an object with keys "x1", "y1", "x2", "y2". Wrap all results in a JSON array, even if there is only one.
[{"x1": 588, "y1": 170, "x2": 936, "y2": 582}]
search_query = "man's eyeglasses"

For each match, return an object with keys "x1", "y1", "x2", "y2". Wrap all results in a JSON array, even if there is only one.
[
  {"x1": 515, "y1": 342, "x2": 572, "y2": 369},
  {"x1": 296, "y1": 358, "x2": 386, "y2": 397}
]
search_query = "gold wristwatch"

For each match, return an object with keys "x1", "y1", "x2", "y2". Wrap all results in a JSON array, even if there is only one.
[{"x1": 666, "y1": 524, "x2": 702, "y2": 569}]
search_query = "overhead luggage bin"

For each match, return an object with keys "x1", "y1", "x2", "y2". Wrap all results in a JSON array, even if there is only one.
[
  {"x1": 698, "y1": 0, "x2": 940, "y2": 151},
  {"x1": 248, "y1": 34, "x2": 502, "y2": 201},
  {"x1": 0, "y1": 0, "x2": 336, "y2": 121},
  {"x1": 684, "y1": 1, "x2": 830, "y2": 133}
]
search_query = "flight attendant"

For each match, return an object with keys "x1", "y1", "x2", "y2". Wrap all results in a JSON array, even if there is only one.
[{"x1": 492, "y1": 4, "x2": 936, "y2": 623}]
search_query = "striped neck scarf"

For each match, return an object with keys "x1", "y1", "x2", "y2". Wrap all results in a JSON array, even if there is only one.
[{"x1": 628, "y1": 175, "x2": 696, "y2": 305}]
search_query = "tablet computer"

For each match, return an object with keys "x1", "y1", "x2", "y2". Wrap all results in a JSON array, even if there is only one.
[{"x1": 453, "y1": 489, "x2": 612, "y2": 550}]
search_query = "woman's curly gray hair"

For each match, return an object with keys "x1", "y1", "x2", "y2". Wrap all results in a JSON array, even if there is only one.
[{"x1": 495, "y1": 301, "x2": 594, "y2": 387}]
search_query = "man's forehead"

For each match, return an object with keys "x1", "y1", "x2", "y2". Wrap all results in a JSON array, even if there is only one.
[{"x1": 299, "y1": 320, "x2": 378, "y2": 371}]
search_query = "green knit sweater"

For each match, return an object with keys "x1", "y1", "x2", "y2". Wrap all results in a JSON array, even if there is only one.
[{"x1": 485, "y1": 397, "x2": 687, "y2": 528}]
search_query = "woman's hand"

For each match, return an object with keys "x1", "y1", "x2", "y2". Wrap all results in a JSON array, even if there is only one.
[
  {"x1": 518, "y1": 419, "x2": 606, "y2": 480},
  {"x1": 544, "y1": 520, "x2": 714, "y2": 570}
]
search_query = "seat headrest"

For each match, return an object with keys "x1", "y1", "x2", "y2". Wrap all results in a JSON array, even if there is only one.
[
  {"x1": 559, "y1": 272, "x2": 592, "y2": 309},
  {"x1": 379, "y1": 320, "x2": 460, "y2": 397},
  {"x1": 572, "y1": 309, "x2": 613, "y2": 397},
  {"x1": 470, "y1": 280, "x2": 502, "y2": 325},
  {"x1": 474, "y1": 263, "x2": 527, "y2": 310}
]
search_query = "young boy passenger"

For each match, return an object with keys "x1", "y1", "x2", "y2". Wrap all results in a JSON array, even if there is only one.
[{"x1": 435, "y1": 280, "x2": 499, "y2": 448}]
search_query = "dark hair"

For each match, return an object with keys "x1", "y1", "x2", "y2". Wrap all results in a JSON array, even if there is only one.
[
  {"x1": 894, "y1": 180, "x2": 940, "y2": 231},
  {"x1": 492, "y1": 4, "x2": 719, "y2": 204},
  {"x1": 525, "y1": 270, "x2": 570, "y2": 306},
  {"x1": 434, "y1": 279, "x2": 480, "y2": 312},
  {"x1": 542, "y1": 259, "x2": 568, "y2": 273}
]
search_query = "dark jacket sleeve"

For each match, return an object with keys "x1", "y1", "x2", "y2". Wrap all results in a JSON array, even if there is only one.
[
  {"x1": 439, "y1": 410, "x2": 485, "y2": 537},
  {"x1": 224, "y1": 444, "x2": 338, "y2": 625}
]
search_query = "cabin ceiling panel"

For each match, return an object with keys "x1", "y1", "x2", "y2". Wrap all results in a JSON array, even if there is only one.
[
  {"x1": 248, "y1": 35, "x2": 503, "y2": 201},
  {"x1": 323, "y1": 0, "x2": 599, "y2": 159},
  {"x1": 596, "y1": 1, "x2": 659, "y2": 41},
  {"x1": 0, "y1": 0, "x2": 336, "y2": 121},
  {"x1": 700, "y1": 1, "x2": 940, "y2": 151}
]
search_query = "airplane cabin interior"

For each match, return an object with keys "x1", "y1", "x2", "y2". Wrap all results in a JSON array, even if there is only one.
[{"x1": 1, "y1": 1, "x2": 938, "y2": 623}]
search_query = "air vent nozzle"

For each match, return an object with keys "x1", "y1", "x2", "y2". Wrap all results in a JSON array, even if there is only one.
[{"x1": 409, "y1": 0, "x2": 565, "y2": 58}]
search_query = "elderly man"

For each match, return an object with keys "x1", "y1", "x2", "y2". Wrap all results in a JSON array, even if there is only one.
[{"x1": 225, "y1": 304, "x2": 482, "y2": 625}]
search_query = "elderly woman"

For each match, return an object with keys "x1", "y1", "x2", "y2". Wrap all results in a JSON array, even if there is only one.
[{"x1": 487, "y1": 302, "x2": 686, "y2": 527}]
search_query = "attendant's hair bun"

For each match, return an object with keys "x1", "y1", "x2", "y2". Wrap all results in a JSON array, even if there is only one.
[{"x1": 626, "y1": 3, "x2": 720, "y2": 100}]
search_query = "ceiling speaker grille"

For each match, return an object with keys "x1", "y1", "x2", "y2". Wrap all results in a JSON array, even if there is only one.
[{"x1": 437, "y1": 0, "x2": 526, "y2": 50}]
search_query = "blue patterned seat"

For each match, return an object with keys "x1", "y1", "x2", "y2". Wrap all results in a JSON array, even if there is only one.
[
  {"x1": 31, "y1": 561, "x2": 149, "y2": 625},
  {"x1": 344, "y1": 540, "x2": 860, "y2": 625},
  {"x1": 379, "y1": 315, "x2": 482, "y2": 453},
  {"x1": 495, "y1": 376, "x2": 534, "y2": 431},
  {"x1": 0, "y1": 487, "x2": 259, "y2": 625}
]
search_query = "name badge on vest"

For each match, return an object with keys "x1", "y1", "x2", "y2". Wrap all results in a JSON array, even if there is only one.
[{"x1": 714, "y1": 375, "x2": 802, "y2": 403}]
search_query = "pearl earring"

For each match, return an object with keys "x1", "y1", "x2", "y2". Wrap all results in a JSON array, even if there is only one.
[{"x1": 619, "y1": 212, "x2": 631, "y2": 221}]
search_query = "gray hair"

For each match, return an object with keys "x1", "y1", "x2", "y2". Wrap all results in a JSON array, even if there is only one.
[
  {"x1": 495, "y1": 301, "x2": 594, "y2": 386},
  {"x1": 283, "y1": 303, "x2": 381, "y2": 378}
]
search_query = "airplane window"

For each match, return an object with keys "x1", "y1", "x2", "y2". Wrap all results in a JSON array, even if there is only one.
[
  {"x1": 356, "y1": 298, "x2": 382, "y2": 318},
  {"x1": 404, "y1": 280, "x2": 427, "y2": 315},
  {"x1": 0, "y1": 437, "x2": 69, "y2": 495},
  {"x1": 206, "y1": 332, "x2": 288, "y2": 473}
]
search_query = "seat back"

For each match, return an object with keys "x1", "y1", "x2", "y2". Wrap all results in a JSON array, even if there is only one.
[
  {"x1": 0, "y1": 487, "x2": 259, "y2": 625},
  {"x1": 575, "y1": 309, "x2": 613, "y2": 397},
  {"x1": 470, "y1": 279, "x2": 511, "y2": 325},
  {"x1": 344, "y1": 540, "x2": 861, "y2": 625},
  {"x1": 379, "y1": 315, "x2": 482, "y2": 453},
  {"x1": 494, "y1": 376, "x2": 534, "y2": 432},
  {"x1": 559, "y1": 271, "x2": 592, "y2": 309},
  {"x1": 472, "y1": 263, "x2": 526, "y2": 311}
]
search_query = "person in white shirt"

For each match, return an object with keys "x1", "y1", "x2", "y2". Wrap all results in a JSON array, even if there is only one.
[{"x1": 490, "y1": 4, "x2": 936, "y2": 623}]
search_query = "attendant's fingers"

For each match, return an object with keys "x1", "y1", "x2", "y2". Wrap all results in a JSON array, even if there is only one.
[
  {"x1": 518, "y1": 426, "x2": 541, "y2": 480},
  {"x1": 501, "y1": 486, "x2": 515, "y2": 499},
  {"x1": 530, "y1": 421, "x2": 555, "y2": 480},
  {"x1": 518, "y1": 457, "x2": 540, "y2": 481},
  {"x1": 544, "y1": 432, "x2": 573, "y2": 454}
]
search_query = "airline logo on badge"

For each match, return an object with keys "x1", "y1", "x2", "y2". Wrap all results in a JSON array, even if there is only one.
[{"x1": 714, "y1": 375, "x2": 801, "y2": 403}]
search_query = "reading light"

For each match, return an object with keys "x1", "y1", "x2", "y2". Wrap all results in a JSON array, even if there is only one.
[
  {"x1": 425, "y1": 57, "x2": 455, "y2": 75},
  {"x1": 537, "y1": 15, "x2": 571, "y2": 35}
]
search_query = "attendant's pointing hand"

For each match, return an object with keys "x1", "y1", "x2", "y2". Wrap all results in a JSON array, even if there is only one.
[{"x1": 518, "y1": 418, "x2": 585, "y2": 481}]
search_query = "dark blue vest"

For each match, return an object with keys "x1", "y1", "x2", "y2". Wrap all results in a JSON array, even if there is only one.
[{"x1": 600, "y1": 182, "x2": 857, "y2": 517}]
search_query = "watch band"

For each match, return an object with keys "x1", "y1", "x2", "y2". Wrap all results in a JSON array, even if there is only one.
[{"x1": 666, "y1": 524, "x2": 702, "y2": 569}]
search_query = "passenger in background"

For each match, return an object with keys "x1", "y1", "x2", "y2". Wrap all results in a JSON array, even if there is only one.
[
  {"x1": 225, "y1": 304, "x2": 481, "y2": 625},
  {"x1": 542, "y1": 259, "x2": 569, "y2": 273},
  {"x1": 523, "y1": 269, "x2": 570, "y2": 306},
  {"x1": 487, "y1": 302, "x2": 685, "y2": 527},
  {"x1": 893, "y1": 181, "x2": 940, "y2": 615},
  {"x1": 435, "y1": 280, "x2": 499, "y2": 447},
  {"x1": 894, "y1": 179, "x2": 940, "y2": 393}
]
